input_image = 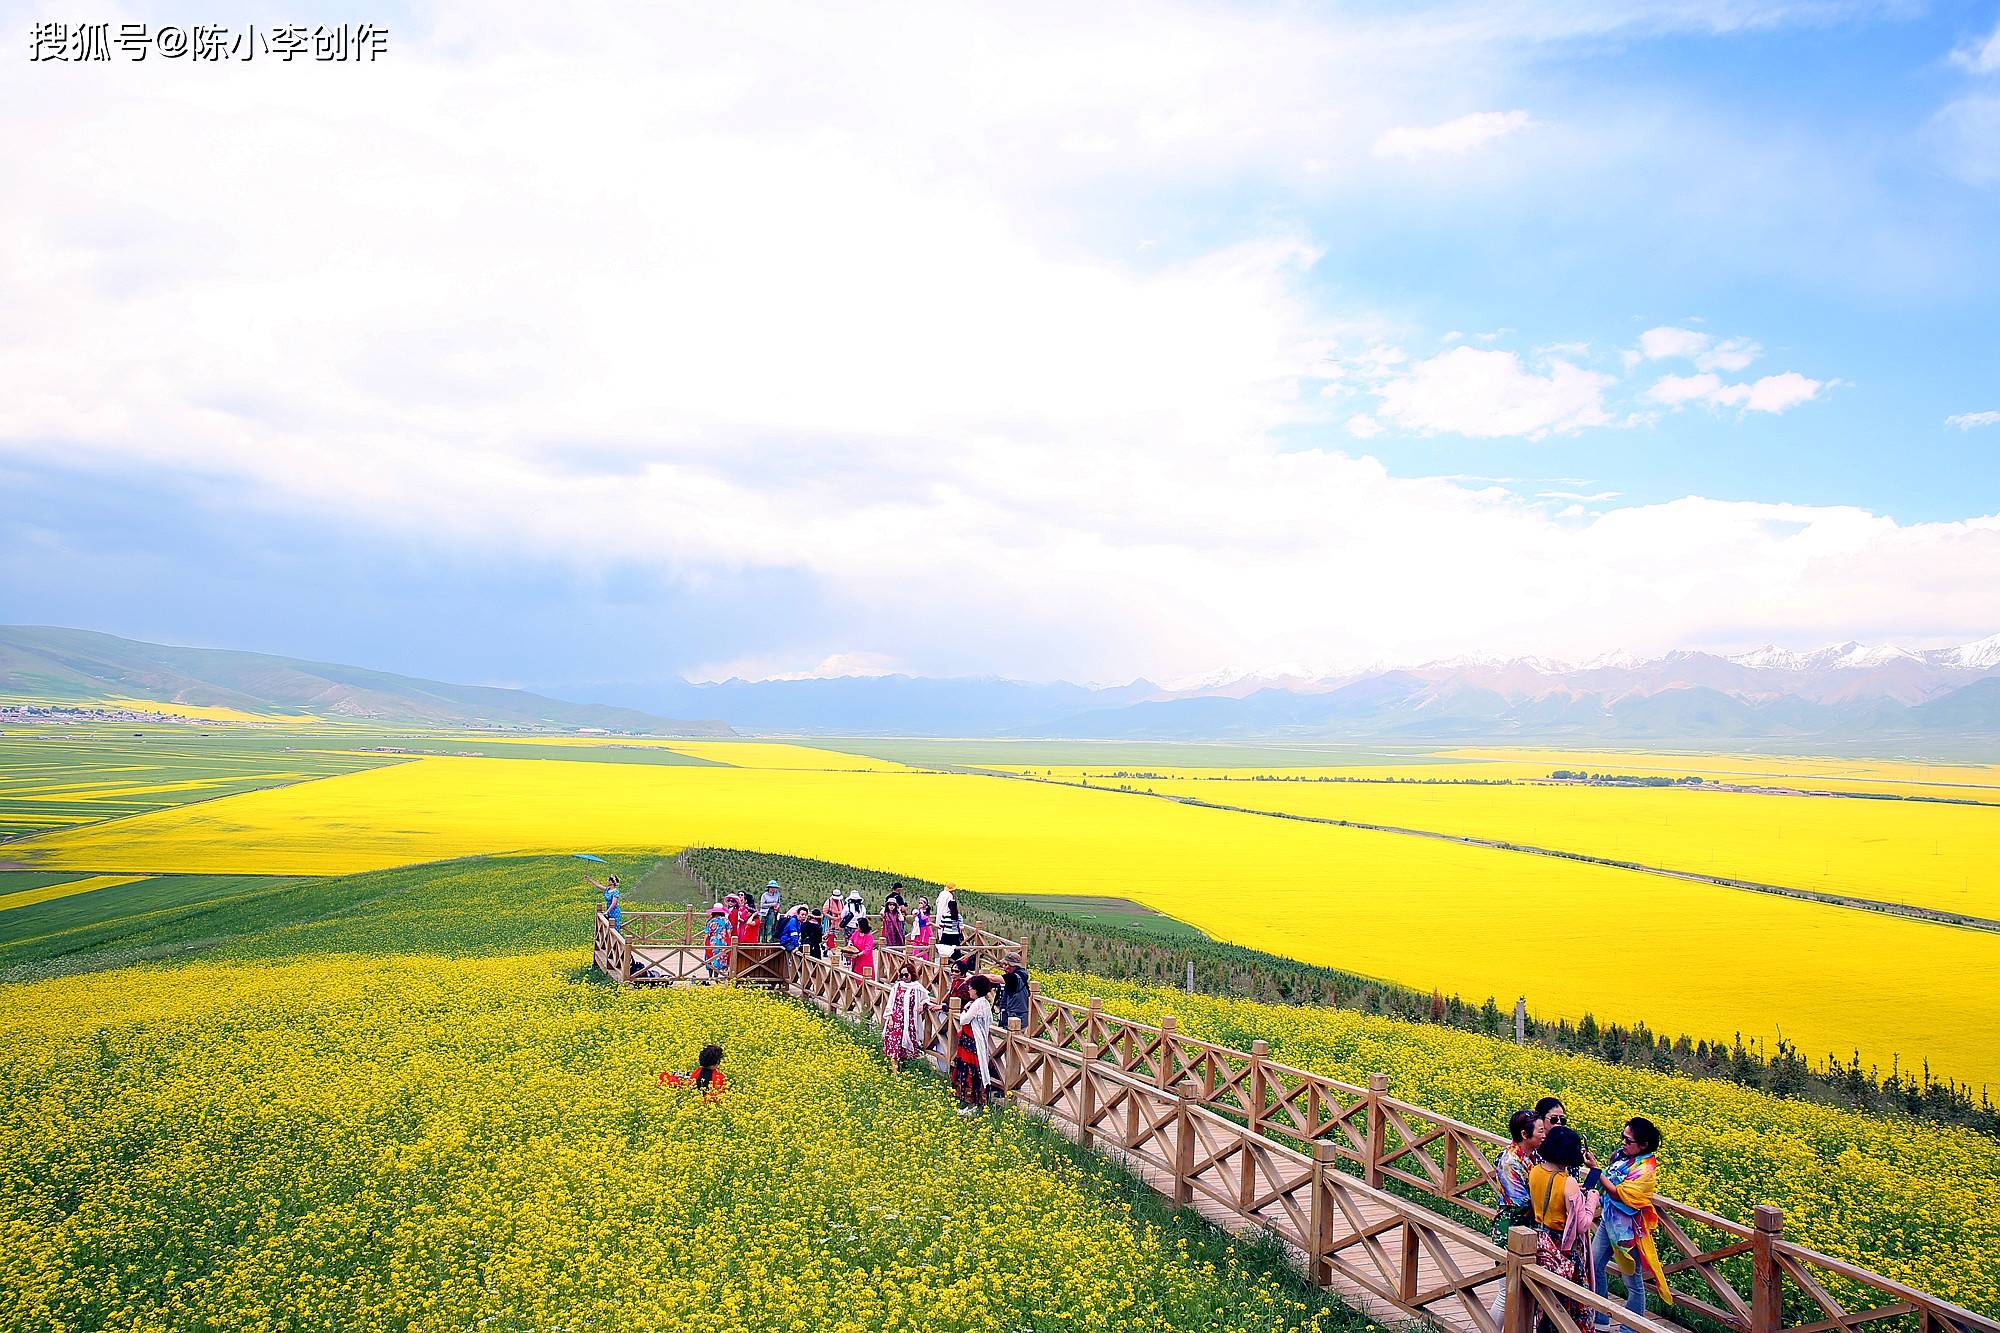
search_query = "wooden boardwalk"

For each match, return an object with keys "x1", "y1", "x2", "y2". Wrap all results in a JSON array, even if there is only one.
[{"x1": 598, "y1": 911, "x2": 2000, "y2": 1333}]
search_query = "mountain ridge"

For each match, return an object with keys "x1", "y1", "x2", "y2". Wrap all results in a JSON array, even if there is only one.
[{"x1": 0, "y1": 626, "x2": 733, "y2": 735}]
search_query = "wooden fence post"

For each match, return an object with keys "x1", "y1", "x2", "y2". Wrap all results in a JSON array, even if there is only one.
[
  {"x1": 1005, "y1": 1017, "x2": 1024, "y2": 1098},
  {"x1": 1078, "y1": 1046, "x2": 1101, "y2": 1150},
  {"x1": 1248, "y1": 1039, "x2": 1269, "y2": 1134},
  {"x1": 1158, "y1": 1015, "x2": 1178, "y2": 1091},
  {"x1": 1513, "y1": 996, "x2": 1526, "y2": 1045},
  {"x1": 1365, "y1": 1072, "x2": 1390, "y2": 1189},
  {"x1": 1400, "y1": 1219, "x2": 1419, "y2": 1302},
  {"x1": 1504, "y1": 1226, "x2": 1536, "y2": 1333},
  {"x1": 1087, "y1": 995, "x2": 1104, "y2": 1048},
  {"x1": 1752, "y1": 1204, "x2": 1784, "y2": 1333},
  {"x1": 1026, "y1": 980, "x2": 1042, "y2": 1035},
  {"x1": 1308, "y1": 1139, "x2": 1339, "y2": 1287},
  {"x1": 1172, "y1": 1094, "x2": 1196, "y2": 1208}
]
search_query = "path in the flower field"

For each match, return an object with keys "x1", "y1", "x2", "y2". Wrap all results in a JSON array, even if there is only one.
[{"x1": 1026, "y1": 1103, "x2": 1502, "y2": 1332}]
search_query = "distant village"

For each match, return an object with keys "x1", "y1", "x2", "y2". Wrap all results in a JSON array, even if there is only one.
[{"x1": 0, "y1": 702, "x2": 252, "y2": 728}]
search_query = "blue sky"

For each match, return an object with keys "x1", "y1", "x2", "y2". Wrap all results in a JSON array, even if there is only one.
[{"x1": 3, "y1": 0, "x2": 1997, "y2": 690}]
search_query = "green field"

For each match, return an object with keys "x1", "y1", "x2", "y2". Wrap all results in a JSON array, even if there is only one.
[{"x1": 0, "y1": 727, "x2": 396, "y2": 838}]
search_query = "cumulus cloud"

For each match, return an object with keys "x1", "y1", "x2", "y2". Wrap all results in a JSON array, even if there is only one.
[
  {"x1": 0, "y1": 0, "x2": 1985, "y2": 681},
  {"x1": 1948, "y1": 410, "x2": 2000, "y2": 429},
  {"x1": 1637, "y1": 325, "x2": 1761, "y2": 371},
  {"x1": 1372, "y1": 110, "x2": 1534, "y2": 160},
  {"x1": 1952, "y1": 18, "x2": 2000, "y2": 74},
  {"x1": 1373, "y1": 347, "x2": 1612, "y2": 439},
  {"x1": 1647, "y1": 371, "x2": 1824, "y2": 414}
]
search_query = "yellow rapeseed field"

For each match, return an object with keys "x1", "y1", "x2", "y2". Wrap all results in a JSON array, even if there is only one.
[
  {"x1": 446, "y1": 736, "x2": 910, "y2": 770},
  {"x1": 12, "y1": 757, "x2": 1999, "y2": 1086},
  {"x1": 0, "y1": 952, "x2": 1347, "y2": 1333},
  {"x1": 998, "y1": 750, "x2": 2000, "y2": 802},
  {"x1": 1075, "y1": 775, "x2": 2000, "y2": 920},
  {"x1": 0, "y1": 874, "x2": 145, "y2": 913},
  {"x1": 95, "y1": 697, "x2": 290, "y2": 723}
]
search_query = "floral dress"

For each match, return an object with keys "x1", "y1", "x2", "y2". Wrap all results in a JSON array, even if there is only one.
[
  {"x1": 704, "y1": 916, "x2": 729, "y2": 977},
  {"x1": 882, "y1": 980, "x2": 927, "y2": 1064}
]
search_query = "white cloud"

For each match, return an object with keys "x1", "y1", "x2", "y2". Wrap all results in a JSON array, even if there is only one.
[
  {"x1": 1738, "y1": 371, "x2": 1825, "y2": 413},
  {"x1": 1373, "y1": 347, "x2": 1612, "y2": 439},
  {"x1": 1372, "y1": 110, "x2": 1534, "y2": 160},
  {"x1": 0, "y1": 0, "x2": 1986, "y2": 682},
  {"x1": 1952, "y1": 19, "x2": 2000, "y2": 74},
  {"x1": 1637, "y1": 325, "x2": 1761, "y2": 371},
  {"x1": 1931, "y1": 95, "x2": 2000, "y2": 186},
  {"x1": 1639, "y1": 326, "x2": 1711, "y2": 361},
  {"x1": 1647, "y1": 371, "x2": 1824, "y2": 414},
  {"x1": 1948, "y1": 410, "x2": 2000, "y2": 429}
]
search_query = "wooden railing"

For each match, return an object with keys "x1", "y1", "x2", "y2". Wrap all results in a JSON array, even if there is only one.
[{"x1": 594, "y1": 914, "x2": 2000, "y2": 1333}]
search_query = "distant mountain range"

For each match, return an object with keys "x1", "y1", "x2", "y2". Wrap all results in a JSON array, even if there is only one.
[
  {"x1": 0, "y1": 626, "x2": 733, "y2": 735},
  {"x1": 598, "y1": 635, "x2": 2000, "y2": 742},
  {"x1": 8, "y1": 624, "x2": 1997, "y2": 743}
]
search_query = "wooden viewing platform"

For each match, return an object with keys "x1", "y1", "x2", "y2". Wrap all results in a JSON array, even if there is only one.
[{"x1": 594, "y1": 909, "x2": 1999, "y2": 1333}]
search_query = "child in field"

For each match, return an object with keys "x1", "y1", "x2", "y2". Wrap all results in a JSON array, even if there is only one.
[{"x1": 660, "y1": 1044, "x2": 727, "y2": 1103}]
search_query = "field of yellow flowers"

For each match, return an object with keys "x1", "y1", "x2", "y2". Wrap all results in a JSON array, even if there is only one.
[
  {"x1": 12, "y1": 753, "x2": 1998, "y2": 1089},
  {"x1": 1062, "y1": 771, "x2": 2000, "y2": 920},
  {"x1": 1037, "y1": 973, "x2": 2000, "y2": 1313},
  {"x1": 0, "y1": 949, "x2": 1364, "y2": 1333}
]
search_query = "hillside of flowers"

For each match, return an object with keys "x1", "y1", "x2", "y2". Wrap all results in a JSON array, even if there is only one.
[{"x1": 0, "y1": 934, "x2": 1361, "y2": 1331}]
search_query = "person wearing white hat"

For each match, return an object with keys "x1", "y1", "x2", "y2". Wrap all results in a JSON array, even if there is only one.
[{"x1": 758, "y1": 879, "x2": 783, "y2": 943}]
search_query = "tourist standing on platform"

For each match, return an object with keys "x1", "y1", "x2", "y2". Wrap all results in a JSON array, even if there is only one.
[
  {"x1": 778, "y1": 905, "x2": 804, "y2": 952},
  {"x1": 758, "y1": 879, "x2": 783, "y2": 942},
  {"x1": 703, "y1": 904, "x2": 729, "y2": 978},
  {"x1": 1592, "y1": 1117, "x2": 1671, "y2": 1329},
  {"x1": 912, "y1": 898, "x2": 933, "y2": 949},
  {"x1": 822, "y1": 892, "x2": 843, "y2": 947},
  {"x1": 882, "y1": 898, "x2": 906, "y2": 948},
  {"x1": 848, "y1": 917, "x2": 876, "y2": 976},
  {"x1": 1491, "y1": 1108, "x2": 1546, "y2": 1244},
  {"x1": 842, "y1": 888, "x2": 866, "y2": 936},
  {"x1": 936, "y1": 883, "x2": 958, "y2": 925},
  {"x1": 882, "y1": 964, "x2": 929, "y2": 1067},
  {"x1": 737, "y1": 902, "x2": 762, "y2": 946},
  {"x1": 1485, "y1": 1108, "x2": 1548, "y2": 1326},
  {"x1": 586, "y1": 873, "x2": 621, "y2": 930},
  {"x1": 951, "y1": 975, "x2": 996, "y2": 1114},
  {"x1": 1528, "y1": 1126, "x2": 1596, "y2": 1330},
  {"x1": 801, "y1": 908, "x2": 825, "y2": 958},
  {"x1": 937, "y1": 900, "x2": 965, "y2": 956},
  {"x1": 998, "y1": 952, "x2": 1031, "y2": 1032}
]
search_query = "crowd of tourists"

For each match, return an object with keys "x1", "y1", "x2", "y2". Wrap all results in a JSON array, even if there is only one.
[
  {"x1": 1489, "y1": 1096, "x2": 1670, "y2": 1332},
  {"x1": 699, "y1": 879, "x2": 972, "y2": 975},
  {"x1": 622, "y1": 873, "x2": 1670, "y2": 1324},
  {"x1": 698, "y1": 879, "x2": 1025, "y2": 1114}
]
